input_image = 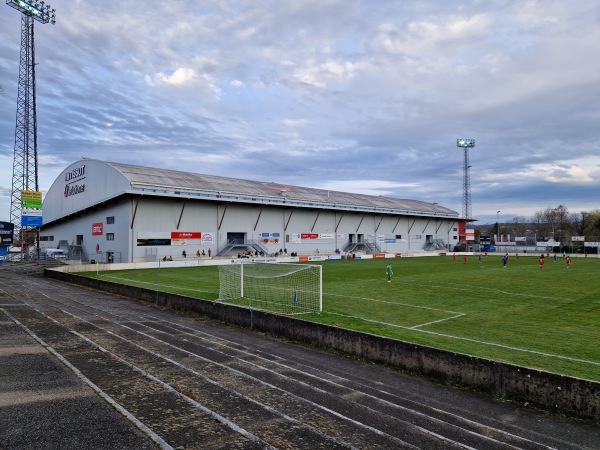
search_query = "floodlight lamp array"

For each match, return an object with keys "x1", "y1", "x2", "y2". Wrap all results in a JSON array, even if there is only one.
[
  {"x1": 457, "y1": 139, "x2": 475, "y2": 148},
  {"x1": 6, "y1": 0, "x2": 56, "y2": 24}
]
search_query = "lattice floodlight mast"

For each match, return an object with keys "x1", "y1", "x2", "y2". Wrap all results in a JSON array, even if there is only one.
[
  {"x1": 6, "y1": 0, "x2": 56, "y2": 245},
  {"x1": 457, "y1": 139, "x2": 475, "y2": 220}
]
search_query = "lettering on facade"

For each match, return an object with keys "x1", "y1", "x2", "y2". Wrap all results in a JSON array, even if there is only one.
[
  {"x1": 64, "y1": 184, "x2": 85, "y2": 197},
  {"x1": 92, "y1": 222, "x2": 103, "y2": 236},
  {"x1": 64, "y1": 164, "x2": 86, "y2": 198},
  {"x1": 65, "y1": 165, "x2": 86, "y2": 181}
]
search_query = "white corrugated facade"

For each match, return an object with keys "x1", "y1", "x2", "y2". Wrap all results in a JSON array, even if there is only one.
[{"x1": 40, "y1": 159, "x2": 462, "y2": 263}]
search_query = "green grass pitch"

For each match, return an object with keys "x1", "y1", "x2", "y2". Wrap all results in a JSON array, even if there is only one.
[{"x1": 81, "y1": 254, "x2": 600, "y2": 382}]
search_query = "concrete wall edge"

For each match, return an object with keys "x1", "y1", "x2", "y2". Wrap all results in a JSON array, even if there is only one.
[{"x1": 44, "y1": 269, "x2": 600, "y2": 421}]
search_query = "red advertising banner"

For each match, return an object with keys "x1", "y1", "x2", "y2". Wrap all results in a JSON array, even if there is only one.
[
  {"x1": 92, "y1": 222, "x2": 103, "y2": 236},
  {"x1": 301, "y1": 233, "x2": 319, "y2": 239},
  {"x1": 171, "y1": 232, "x2": 201, "y2": 239},
  {"x1": 373, "y1": 253, "x2": 385, "y2": 258}
]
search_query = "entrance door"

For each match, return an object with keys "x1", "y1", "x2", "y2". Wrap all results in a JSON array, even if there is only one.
[{"x1": 227, "y1": 232, "x2": 246, "y2": 245}]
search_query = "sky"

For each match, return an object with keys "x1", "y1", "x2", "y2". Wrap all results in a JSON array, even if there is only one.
[{"x1": 1, "y1": 0, "x2": 599, "y2": 226}]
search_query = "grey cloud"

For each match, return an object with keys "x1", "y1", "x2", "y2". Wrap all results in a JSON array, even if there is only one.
[{"x1": 1, "y1": 0, "x2": 599, "y2": 225}]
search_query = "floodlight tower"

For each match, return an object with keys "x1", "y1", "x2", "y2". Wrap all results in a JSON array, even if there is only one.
[
  {"x1": 456, "y1": 139, "x2": 475, "y2": 220},
  {"x1": 6, "y1": 0, "x2": 56, "y2": 245}
]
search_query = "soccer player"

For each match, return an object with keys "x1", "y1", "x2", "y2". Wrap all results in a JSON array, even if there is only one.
[
  {"x1": 502, "y1": 254, "x2": 508, "y2": 268},
  {"x1": 539, "y1": 255, "x2": 545, "y2": 270},
  {"x1": 566, "y1": 255, "x2": 571, "y2": 268},
  {"x1": 386, "y1": 263, "x2": 393, "y2": 283}
]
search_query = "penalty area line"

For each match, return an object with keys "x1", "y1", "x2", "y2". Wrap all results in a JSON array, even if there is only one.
[
  {"x1": 327, "y1": 312, "x2": 465, "y2": 333},
  {"x1": 327, "y1": 313, "x2": 600, "y2": 366},
  {"x1": 409, "y1": 314, "x2": 466, "y2": 329},
  {"x1": 326, "y1": 291, "x2": 465, "y2": 316}
]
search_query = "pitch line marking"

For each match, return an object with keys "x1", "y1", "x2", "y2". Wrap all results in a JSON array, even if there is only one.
[
  {"x1": 409, "y1": 314, "x2": 466, "y2": 329},
  {"x1": 100, "y1": 274, "x2": 216, "y2": 295},
  {"x1": 326, "y1": 291, "x2": 465, "y2": 316},
  {"x1": 327, "y1": 312, "x2": 600, "y2": 366},
  {"x1": 96, "y1": 274, "x2": 597, "y2": 366}
]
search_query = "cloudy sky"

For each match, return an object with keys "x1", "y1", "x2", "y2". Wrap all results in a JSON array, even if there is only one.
[{"x1": 1, "y1": 0, "x2": 599, "y2": 225}]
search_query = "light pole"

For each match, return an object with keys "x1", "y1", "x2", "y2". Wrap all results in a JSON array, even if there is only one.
[
  {"x1": 6, "y1": 0, "x2": 56, "y2": 252},
  {"x1": 496, "y1": 211, "x2": 500, "y2": 241},
  {"x1": 432, "y1": 203, "x2": 438, "y2": 244},
  {"x1": 457, "y1": 139, "x2": 475, "y2": 220}
]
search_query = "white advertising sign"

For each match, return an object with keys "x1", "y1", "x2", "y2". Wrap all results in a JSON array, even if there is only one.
[{"x1": 201, "y1": 232, "x2": 215, "y2": 246}]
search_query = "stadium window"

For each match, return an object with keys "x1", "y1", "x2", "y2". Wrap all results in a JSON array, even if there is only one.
[
  {"x1": 40, "y1": 235, "x2": 54, "y2": 241},
  {"x1": 106, "y1": 233, "x2": 115, "y2": 241},
  {"x1": 453, "y1": 236, "x2": 458, "y2": 240},
  {"x1": 453, "y1": 227, "x2": 458, "y2": 232},
  {"x1": 395, "y1": 235, "x2": 402, "y2": 239},
  {"x1": 106, "y1": 216, "x2": 115, "y2": 224}
]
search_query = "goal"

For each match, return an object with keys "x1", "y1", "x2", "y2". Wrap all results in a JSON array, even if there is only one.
[{"x1": 218, "y1": 262, "x2": 322, "y2": 315}]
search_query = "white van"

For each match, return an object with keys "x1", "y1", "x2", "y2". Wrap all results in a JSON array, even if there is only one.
[{"x1": 43, "y1": 248, "x2": 67, "y2": 260}]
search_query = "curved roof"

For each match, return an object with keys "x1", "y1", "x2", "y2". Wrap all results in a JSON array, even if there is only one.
[
  {"x1": 43, "y1": 159, "x2": 459, "y2": 224},
  {"x1": 107, "y1": 161, "x2": 458, "y2": 218}
]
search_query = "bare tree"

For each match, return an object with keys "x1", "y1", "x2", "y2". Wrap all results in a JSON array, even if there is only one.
[
  {"x1": 554, "y1": 205, "x2": 572, "y2": 243},
  {"x1": 532, "y1": 210, "x2": 550, "y2": 239},
  {"x1": 509, "y1": 216, "x2": 529, "y2": 237},
  {"x1": 570, "y1": 212, "x2": 585, "y2": 237},
  {"x1": 532, "y1": 205, "x2": 570, "y2": 243}
]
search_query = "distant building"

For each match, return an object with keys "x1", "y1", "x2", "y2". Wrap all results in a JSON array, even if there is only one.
[{"x1": 40, "y1": 159, "x2": 462, "y2": 263}]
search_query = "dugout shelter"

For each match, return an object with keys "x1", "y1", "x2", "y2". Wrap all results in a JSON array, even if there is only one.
[{"x1": 40, "y1": 159, "x2": 461, "y2": 263}]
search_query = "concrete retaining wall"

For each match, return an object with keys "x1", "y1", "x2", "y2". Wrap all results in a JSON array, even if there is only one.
[{"x1": 45, "y1": 269, "x2": 600, "y2": 421}]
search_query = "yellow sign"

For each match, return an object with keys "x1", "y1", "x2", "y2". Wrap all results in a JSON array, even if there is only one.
[
  {"x1": 21, "y1": 190, "x2": 42, "y2": 208},
  {"x1": 20, "y1": 190, "x2": 42, "y2": 201}
]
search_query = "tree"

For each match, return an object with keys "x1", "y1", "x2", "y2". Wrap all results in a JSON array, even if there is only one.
[
  {"x1": 531, "y1": 205, "x2": 573, "y2": 244},
  {"x1": 532, "y1": 210, "x2": 550, "y2": 240},
  {"x1": 553, "y1": 205, "x2": 571, "y2": 244},
  {"x1": 510, "y1": 216, "x2": 529, "y2": 237},
  {"x1": 582, "y1": 209, "x2": 600, "y2": 242}
]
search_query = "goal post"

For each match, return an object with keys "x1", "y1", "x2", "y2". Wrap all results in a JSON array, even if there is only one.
[{"x1": 218, "y1": 262, "x2": 322, "y2": 315}]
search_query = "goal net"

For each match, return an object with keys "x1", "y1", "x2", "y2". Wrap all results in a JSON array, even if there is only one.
[{"x1": 218, "y1": 262, "x2": 322, "y2": 315}]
